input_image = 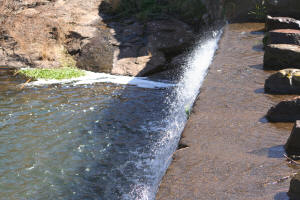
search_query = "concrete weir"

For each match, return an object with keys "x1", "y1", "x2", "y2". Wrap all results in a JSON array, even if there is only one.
[{"x1": 156, "y1": 23, "x2": 298, "y2": 199}]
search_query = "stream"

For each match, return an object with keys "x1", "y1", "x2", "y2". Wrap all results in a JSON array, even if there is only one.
[{"x1": 0, "y1": 30, "x2": 221, "y2": 200}]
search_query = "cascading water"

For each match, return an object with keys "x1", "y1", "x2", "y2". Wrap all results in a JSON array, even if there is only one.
[
  {"x1": 130, "y1": 29, "x2": 223, "y2": 200},
  {"x1": 0, "y1": 29, "x2": 222, "y2": 200}
]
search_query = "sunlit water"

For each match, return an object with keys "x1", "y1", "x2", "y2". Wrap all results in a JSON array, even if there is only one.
[{"x1": 0, "y1": 30, "x2": 221, "y2": 200}]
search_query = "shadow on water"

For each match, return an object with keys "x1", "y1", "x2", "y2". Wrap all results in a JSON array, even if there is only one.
[
  {"x1": 249, "y1": 145, "x2": 285, "y2": 158},
  {"x1": 274, "y1": 192, "x2": 290, "y2": 200},
  {"x1": 255, "y1": 88, "x2": 265, "y2": 94},
  {"x1": 249, "y1": 64, "x2": 264, "y2": 70},
  {"x1": 252, "y1": 44, "x2": 264, "y2": 52}
]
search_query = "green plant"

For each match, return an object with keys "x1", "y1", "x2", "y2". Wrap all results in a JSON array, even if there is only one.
[
  {"x1": 19, "y1": 67, "x2": 85, "y2": 80},
  {"x1": 248, "y1": 0, "x2": 268, "y2": 20}
]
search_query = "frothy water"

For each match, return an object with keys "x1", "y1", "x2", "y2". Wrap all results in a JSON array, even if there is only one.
[
  {"x1": 137, "y1": 30, "x2": 223, "y2": 199},
  {"x1": 0, "y1": 29, "x2": 221, "y2": 200},
  {"x1": 26, "y1": 71, "x2": 175, "y2": 89}
]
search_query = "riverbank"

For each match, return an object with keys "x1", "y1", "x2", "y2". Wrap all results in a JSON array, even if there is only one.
[{"x1": 156, "y1": 23, "x2": 299, "y2": 199}]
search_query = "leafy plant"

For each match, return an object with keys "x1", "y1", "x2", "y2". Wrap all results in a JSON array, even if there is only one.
[
  {"x1": 19, "y1": 67, "x2": 85, "y2": 80},
  {"x1": 248, "y1": 0, "x2": 268, "y2": 20}
]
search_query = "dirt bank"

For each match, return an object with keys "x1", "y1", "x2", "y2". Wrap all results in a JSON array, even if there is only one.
[{"x1": 156, "y1": 23, "x2": 299, "y2": 200}]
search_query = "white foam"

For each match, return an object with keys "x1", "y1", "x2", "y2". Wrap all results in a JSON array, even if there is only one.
[
  {"x1": 141, "y1": 29, "x2": 223, "y2": 200},
  {"x1": 25, "y1": 71, "x2": 176, "y2": 89}
]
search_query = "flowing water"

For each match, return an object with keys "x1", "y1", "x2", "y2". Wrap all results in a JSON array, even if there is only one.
[{"x1": 0, "y1": 30, "x2": 221, "y2": 200}]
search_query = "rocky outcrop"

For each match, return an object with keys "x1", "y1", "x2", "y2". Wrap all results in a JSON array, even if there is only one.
[
  {"x1": 264, "y1": 29, "x2": 300, "y2": 46},
  {"x1": 285, "y1": 121, "x2": 300, "y2": 157},
  {"x1": 265, "y1": 69, "x2": 300, "y2": 94},
  {"x1": 266, "y1": 97, "x2": 300, "y2": 122},
  {"x1": 265, "y1": 16, "x2": 300, "y2": 31},
  {"x1": 0, "y1": 0, "x2": 108, "y2": 69},
  {"x1": 263, "y1": 44, "x2": 300, "y2": 70},
  {"x1": 288, "y1": 174, "x2": 300, "y2": 200},
  {"x1": 0, "y1": 0, "x2": 199, "y2": 76},
  {"x1": 109, "y1": 18, "x2": 195, "y2": 76}
]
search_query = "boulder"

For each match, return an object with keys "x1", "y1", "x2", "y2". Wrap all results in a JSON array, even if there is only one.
[
  {"x1": 288, "y1": 173, "x2": 300, "y2": 200},
  {"x1": 265, "y1": 69, "x2": 300, "y2": 94},
  {"x1": 266, "y1": 97, "x2": 300, "y2": 122},
  {"x1": 265, "y1": 16, "x2": 300, "y2": 31},
  {"x1": 146, "y1": 19, "x2": 195, "y2": 55},
  {"x1": 264, "y1": 29, "x2": 300, "y2": 46},
  {"x1": 285, "y1": 121, "x2": 300, "y2": 157},
  {"x1": 109, "y1": 18, "x2": 195, "y2": 76},
  {"x1": 263, "y1": 44, "x2": 300, "y2": 70}
]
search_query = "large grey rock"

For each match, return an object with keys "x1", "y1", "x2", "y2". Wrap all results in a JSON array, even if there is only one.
[
  {"x1": 288, "y1": 173, "x2": 300, "y2": 200},
  {"x1": 265, "y1": 69, "x2": 300, "y2": 94},
  {"x1": 265, "y1": 16, "x2": 300, "y2": 31},
  {"x1": 266, "y1": 97, "x2": 300, "y2": 122},
  {"x1": 263, "y1": 44, "x2": 300, "y2": 70},
  {"x1": 264, "y1": 29, "x2": 300, "y2": 46},
  {"x1": 285, "y1": 121, "x2": 300, "y2": 157}
]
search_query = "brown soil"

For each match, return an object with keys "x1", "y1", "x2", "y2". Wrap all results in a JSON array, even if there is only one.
[{"x1": 156, "y1": 23, "x2": 299, "y2": 200}]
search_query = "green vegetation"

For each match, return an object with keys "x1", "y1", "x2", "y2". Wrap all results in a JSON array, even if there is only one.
[
  {"x1": 248, "y1": 0, "x2": 268, "y2": 20},
  {"x1": 19, "y1": 67, "x2": 85, "y2": 80}
]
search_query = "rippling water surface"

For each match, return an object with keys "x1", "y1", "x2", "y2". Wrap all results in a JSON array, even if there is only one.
[{"x1": 0, "y1": 30, "x2": 221, "y2": 200}]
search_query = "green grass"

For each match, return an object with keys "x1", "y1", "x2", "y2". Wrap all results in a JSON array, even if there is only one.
[{"x1": 19, "y1": 67, "x2": 86, "y2": 80}]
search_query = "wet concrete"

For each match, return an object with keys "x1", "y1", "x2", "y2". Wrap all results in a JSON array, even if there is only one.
[{"x1": 156, "y1": 23, "x2": 300, "y2": 200}]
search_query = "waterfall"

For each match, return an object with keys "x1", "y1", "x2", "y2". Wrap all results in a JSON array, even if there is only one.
[{"x1": 134, "y1": 29, "x2": 223, "y2": 200}]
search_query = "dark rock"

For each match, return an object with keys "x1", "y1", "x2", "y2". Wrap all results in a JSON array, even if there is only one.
[
  {"x1": 265, "y1": 69, "x2": 300, "y2": 94},
  {"x1": 77, "y1": 30, "x2": 115, "y2": 73},
  {"x1": 288, "y1": 173, "x2": 300, "y2": 200},
  {"x1": 109, "y1": 18, "x2": 195, "y2": 76},
  {"x1": 266, "y1": 97, "x2": 300, "y2": 122},
  {"x1": 266, "y1": 0, "x2": 300, "y2": 19},
  {"x1": 146, "y1": 19, "x2": 195, "y2": 56},
  {"x1": 264, "y1": 29, "x2": 300, "y2": 46},
  {"x1": 265, "y1": 16, "x2": 300, "y2": 31},
  {"x1": 285, "y1": 121, "x2": 300, "y2": 157},
  {"x1": 263, "y1": 44, "x2": 300, "y2": 70}
]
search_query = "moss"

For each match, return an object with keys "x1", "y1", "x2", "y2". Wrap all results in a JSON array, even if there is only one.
[{"x1": 19, "y1": 67, "x2": 85, "y2": 80}]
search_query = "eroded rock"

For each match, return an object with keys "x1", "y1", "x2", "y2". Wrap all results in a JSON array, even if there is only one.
[
  {"x1": 266, "y1": 97, "x2": 300, "y2": 122},
  {"x1": 265, "y1": 16, "x2": 300, "y2": 31},
  {"x1": 288, "y1": 173, "x2": 300, "y2": 200},
  {"x1": 265, "y1": 69, "x2": 300, "y2": 94},
  {"x1": 285, "y1": 121, "x2": 300, "y2": 157},
  {"x1": 0, "y1": 0, "x2": 200, "y2": 76},
  {"x1": 263, "y1": 44, "x2": 300, "y2": 70},
  {"x1": 264, "y1": 29, "x2": 300, "y2": 46}
]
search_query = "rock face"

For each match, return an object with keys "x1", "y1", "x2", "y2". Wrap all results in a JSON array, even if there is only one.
[
  {"x1": 0, "y1": 0, "x2": 112, "y2": 70},
  {"x1": 265, "y1": 69, "x2": 300, "y2": 94},
  {"x1": 265, "y1": 16, "x2": 300, "y2": 31},
  {"x1": 110, "y1": 18, "x2": 195, "y2": 76},
  {"x1": 266, "y1": 97, "x2": 300, "y2": 122},
  {"x1": 264, "y1": 29, "x2": 300, "y2": 46},
  {"x1": 263, "y1": 44, "x2": 300, "y2": 70},
  {"x1": 0, "y1": 0, "x2": 198, "y2": 76},
  {"x1": 285, "y1": 121, "x2": 300, "y2": 157},
  {"x1": 288, "y1": 173, "x2": 300, "y2": 200}
]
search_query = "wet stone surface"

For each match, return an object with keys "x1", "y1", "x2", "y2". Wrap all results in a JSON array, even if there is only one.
[{"x1": 157, "y1": 23, "x2": 298, "y2": 200}]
